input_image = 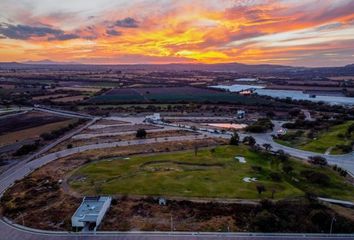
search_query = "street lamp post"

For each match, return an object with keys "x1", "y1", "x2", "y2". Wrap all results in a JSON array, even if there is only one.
[{"x1": 330, "y1": 216, "x2": 336, "y2": 234}]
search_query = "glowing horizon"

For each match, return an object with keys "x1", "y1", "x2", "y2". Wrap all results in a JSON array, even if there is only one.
[{"x1": 0, "y1": 0, "x2": 354, "y2": 67}]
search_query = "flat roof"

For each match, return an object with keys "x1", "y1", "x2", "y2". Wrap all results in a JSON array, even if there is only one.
[{"x1": 73, "y1": 196, "x2": 111, "y2": 222}]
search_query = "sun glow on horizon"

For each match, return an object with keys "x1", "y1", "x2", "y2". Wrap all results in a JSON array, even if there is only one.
[{"x1": 0, "y1": 0, "x2": 354, "y2": 67}]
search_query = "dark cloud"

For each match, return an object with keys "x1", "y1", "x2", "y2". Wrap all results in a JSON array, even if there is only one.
[
  {"x1": 48, "y1": 33, "x2": 80, "y2": 41},
  {"x1": 0, "y1": 24, "x2": 63, "y2": 40},
  {"x1": 106, "y1": 29, "x2": 122, "y2": 36},
  {"x1": 230, "y1": 29, "x2": 264, "y2": 41},
  {"x1": 115, "y1": 17, "x2": 139, "y2": 28},
  {"x1": 0, "y1": 23, "x2": 80, "y2": 41}
]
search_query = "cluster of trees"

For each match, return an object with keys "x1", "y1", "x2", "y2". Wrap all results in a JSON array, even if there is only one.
[
  {"x1": 40, "y1": 119, "x2": 85, "y2": 141},
  {"x1": 333, "y1": 165, "x2": 348, "y2": 177},
  {"x1": 13, "y1": 140, "x2": 40, "y2": 156},
  {"x1": 308, "y1": 156, "x2": 328, "y2": 167},
  {"x1": 246, "y1": 118, "x2": 274, "y2": 133}
]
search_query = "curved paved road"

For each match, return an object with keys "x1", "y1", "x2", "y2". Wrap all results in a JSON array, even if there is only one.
[{"x1": 0, "y1": 115, "x2": 354, "y2": 239}]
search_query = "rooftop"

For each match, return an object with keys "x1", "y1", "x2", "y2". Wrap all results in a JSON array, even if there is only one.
[{"x1": 73, "y1": 196, "x2": 111, "y2": 222}]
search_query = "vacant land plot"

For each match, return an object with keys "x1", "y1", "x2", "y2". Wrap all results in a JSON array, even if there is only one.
[
  {"x1": 52, "y1": 95, "x2": 87, "y2": 103},
  {"x1": 32, "y1": 94, "x2": 68, "y2": 101},
  {"x1": 70, "y1": 145, "x2": 354, "y2": 200},
  {"x1": 0, "y1": 111, "x2": 68, "y2": 135},
  {"x1": 82, "y1": 124, "x2": 161, "y2": 135},
  {"x1": 51, "y1": 130, "x2": 197, "y2": 152},
  {"x1": 0, "y1": 119, "x2": 77, "y2": 147},
  {"x1": 89, "y1": 87, "x2": 268, "y2": 104}
]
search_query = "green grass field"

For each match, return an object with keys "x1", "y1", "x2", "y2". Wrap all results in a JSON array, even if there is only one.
[
  {"x1": 69, "y1": 145, "x2": 354, "y2": 200},
  {"x1": 276, "y1": 121, "x2": 354, "y2": 154},
  {"x1": 301, "y1": 121, "x2": 354, "y2": 154}
]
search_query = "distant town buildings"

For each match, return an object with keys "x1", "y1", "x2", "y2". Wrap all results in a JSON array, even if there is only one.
[{"x1": 71, "y1": 196, "x2": 112, "y2": 231}]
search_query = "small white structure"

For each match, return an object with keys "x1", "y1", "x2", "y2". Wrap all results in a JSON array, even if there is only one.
[
  {"x1": 158, "y1": 197, "x2": 167, "y2": 205},
  {"x1": 235, "y1": 156, "x2": 247, "y2": 163},
  {"x1": 145, "y1": 113, "x2": 161, "y2": 123},
  {"x1": 243, "y1": 177, "x2": 257, "y2": 183},
  {"x1": 236, "y1": 110, "x2": 246, "y2": 119},
  {"x1": 71, "y1": 196, "x2": 112, "y2": 231}
]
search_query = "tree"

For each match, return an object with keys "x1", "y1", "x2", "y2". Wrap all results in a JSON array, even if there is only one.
[
  {"x1": 308, "y1": 156, "x2": 328, "y2": 167},
  {"x1": 262, "y1": 143, "x2": 272, "y2": 152},
  {"x1": 282, "y1": 164, "x2": 293, "y2": 174},
  {"x1": 256, "y1": 184, "x2": 266, "y2": 195},
  {"x1": 136, "y1": 129, "x2": 147, "y2": 139},
  {"x1": 276, "y1": 150, "x2": 289, "y2": 162},
  {"x1": 229, "y1": 132, "x2": 240, "y2": 145},
  {"x1": 243, "y1": 136, "x2": 256, "y2": 146}
]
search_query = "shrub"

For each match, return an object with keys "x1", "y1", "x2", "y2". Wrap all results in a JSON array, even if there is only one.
[
  {"x1": 301, "y1": 170, "x2": 330, "y2": 186},
  {"x1": 269, "y1": 172, "x2": 282, "y2": 182},
  {"x1": 136, "y1": 129, "x2": 147, "y2": 139},
  {"x1": 308, "y1": 156, "x2": 328, "y2": 167},
  {"x1": 229, "y1": 132, "x2": 239, "y2": 145}
]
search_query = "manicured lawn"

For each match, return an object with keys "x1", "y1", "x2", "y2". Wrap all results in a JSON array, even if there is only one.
[
  {"x1": 300, "y1": 121, "x2": 354, "y2": 154},
  {"x1": 69, "y1": 145, "x2": 354, "y2": 200}
]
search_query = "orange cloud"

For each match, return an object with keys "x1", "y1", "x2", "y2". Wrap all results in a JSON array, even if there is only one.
[{"x1": 0, "y1": 0, "x2": 354, "y2": 66}]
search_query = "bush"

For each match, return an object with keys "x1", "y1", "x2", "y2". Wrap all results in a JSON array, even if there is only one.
[
  {"x1": 252, "y1": 210, "x2": 279, "y2": 232},
  {"x1": 136, "y1": 129, "x2": 147, "y2": 138},
  {"x1": 308, "y1": 156, "x2": 328, "y2": 166},
  {"x1": 301, "y1": 170, "x2": 330, "y2": 186},
  {"x1": 269, "y1": 172, "x2": 282, "y2": 181},
  {"x1": 13, "y1": 142, "x2": 39, "y2": 156},
  {"x1": 282, "y1": 164, "x2": 293, "y2": 174},
  {"x1": 246, "y1": 118, "x2": 274, "y2": 133},
  {"x1": 243, "y1": 136, "x2": 256, "y2": 146},
  {"x1": 229, "y1": 132, "x2": 239, "y2": 145}
]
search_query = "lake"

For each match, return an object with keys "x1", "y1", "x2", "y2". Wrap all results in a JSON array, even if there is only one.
[{"x1": 211, "y1": 84, "x2": 354, "y2": 106}]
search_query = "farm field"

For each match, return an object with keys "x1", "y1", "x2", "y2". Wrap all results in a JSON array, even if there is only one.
[
  {"x1": 88, "y1": 87, "x2": 269, "y2": 104},
  {"x1": 69, "y1": 145, "x2": 354, "y2": 200}
]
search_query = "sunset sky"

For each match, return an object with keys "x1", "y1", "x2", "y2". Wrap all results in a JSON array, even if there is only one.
[{"x1": 0, "y1": 0, "x2": 354, "y2": 66}]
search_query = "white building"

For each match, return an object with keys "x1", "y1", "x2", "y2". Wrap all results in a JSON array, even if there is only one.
[
  {"x1": 145, "y1": 113, "x2": 161, "y2": 123},
  {"x1": 71, "y1": 196, "x2": 112, "y2": 231},
  {"x1": 236, "y1": 110, "x2": 246, "y2": 119}
]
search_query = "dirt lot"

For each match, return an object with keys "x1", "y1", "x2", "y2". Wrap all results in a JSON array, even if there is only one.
[
  {"x1": 0, "y1": 110, "x2": 77, "y2": 148},
  {"x1": 0, "y1": 111, "x2": 68, "y2": 134},
  {"x1": 51, "y1": 130, "x2": 197, "y2": 152},
  {"x1": 52, "y1": 95, "x2": 87, "y2": 103},
  {"x1": 82, "y1": 124, "x2": 161, "y2": 134},
  {"x1": 32, "y1": 94, "x2": 68, "y2": 100}
]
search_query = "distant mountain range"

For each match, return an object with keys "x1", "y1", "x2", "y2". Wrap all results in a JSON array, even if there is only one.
[
  {"x1": 23, "y1": 59, "x2": 79, "y2": 65},
  {"x1": 0, "y1": 61, "x2": 353, "y2": 76}
]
